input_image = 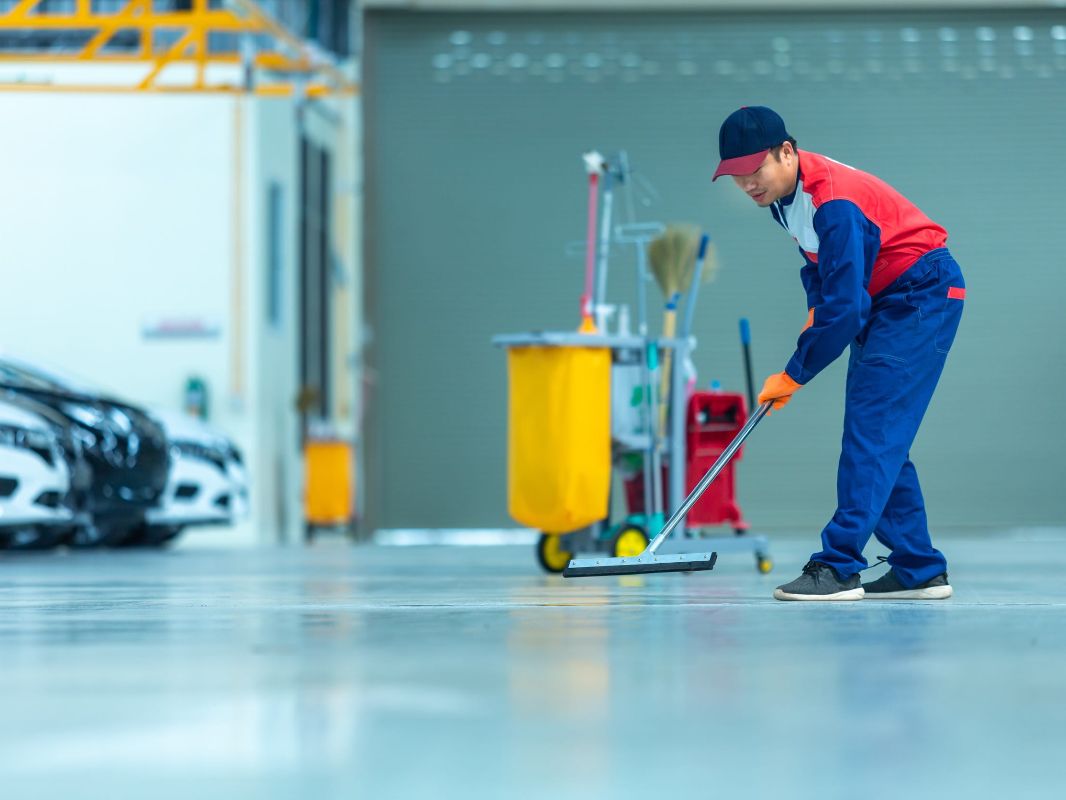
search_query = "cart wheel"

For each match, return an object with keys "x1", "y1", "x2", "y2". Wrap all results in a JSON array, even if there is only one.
[
  {"x1": 537, "y1": 534, "x2": 573, "y2": 574},
  {"x1": 756, "y1": 554, "x2": 774, "y2": 574},
  {"x1": 612, "y1": 525, "x2": 649, "y2": 558}
]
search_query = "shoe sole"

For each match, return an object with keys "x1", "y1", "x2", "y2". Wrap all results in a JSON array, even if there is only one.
[
  {"x1": 772, "y1": 587, "x2": 865, "y2": 601},
  {"x1": 862, "y1": 585, "x2": 953, "y2": 600}
]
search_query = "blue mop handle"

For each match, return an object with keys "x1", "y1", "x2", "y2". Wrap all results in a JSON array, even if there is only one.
[{"x1": 739, "y1": 317, "x2": 756, "y2": 413}]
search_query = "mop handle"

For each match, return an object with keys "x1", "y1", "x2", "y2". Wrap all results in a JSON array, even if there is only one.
[
  {"x1": 647, "y1": 401, "x2": 773, "y2": 555},
  {"x1": 582, "y1": 171, "x2": 600, "y2": 318},
  {"x1": 740, "y1": 318, "x2": 756, "y2": 414},
  {"x1": 594, "y1": 169, "x2": 614, "y2": 311}
]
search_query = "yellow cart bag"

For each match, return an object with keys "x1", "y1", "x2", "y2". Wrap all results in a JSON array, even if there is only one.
[{"x1": 507, "y1": 345, "x2": 611, "y2": 534}]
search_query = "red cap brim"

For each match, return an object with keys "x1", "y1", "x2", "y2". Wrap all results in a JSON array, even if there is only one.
[{"x1": 712, "y1": 149, "x2": 770, "y2": 181}]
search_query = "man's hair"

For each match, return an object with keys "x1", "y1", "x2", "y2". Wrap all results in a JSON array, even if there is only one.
[{"x1": 769, "y1": 137, "x2": 798, "y2": 161}]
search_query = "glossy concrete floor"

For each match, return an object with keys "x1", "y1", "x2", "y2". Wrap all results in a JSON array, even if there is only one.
[{"x1": 1, "y1": 531, "x2": 1064, "y2": 800}]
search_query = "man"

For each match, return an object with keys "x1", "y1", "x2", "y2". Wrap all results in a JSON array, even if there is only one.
[{"x1": 713, "y1": 106, "x2": 964, "y2": 601}]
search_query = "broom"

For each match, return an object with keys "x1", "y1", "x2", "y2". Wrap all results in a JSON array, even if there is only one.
[{"x1": 647, "y1": 224, "x2": 719, "y2": 437}]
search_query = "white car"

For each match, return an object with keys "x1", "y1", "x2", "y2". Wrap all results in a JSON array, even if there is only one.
[
  {"x1": 0, "y1": 399, "x2": 76, "y2": 547},
  {"x1": 133, "y1": 409, "x2": 249, "y2": 546},
  {"x1": 0, "y1": 353, "x2": 249, "y2": 548}
]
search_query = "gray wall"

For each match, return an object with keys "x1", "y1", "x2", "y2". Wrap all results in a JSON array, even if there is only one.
[{"x1": 364, "y1": 10, "x2": 1066, "y2": 532}]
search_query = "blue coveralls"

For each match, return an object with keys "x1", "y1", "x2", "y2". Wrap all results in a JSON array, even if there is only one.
[{"x1": 772, "y1": 198, "x2": 965, "y2": 587}]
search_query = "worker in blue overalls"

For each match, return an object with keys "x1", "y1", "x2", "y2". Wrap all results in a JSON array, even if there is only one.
[{"x1": 713, "y1": 106, "x2": 965, "y2": 601}]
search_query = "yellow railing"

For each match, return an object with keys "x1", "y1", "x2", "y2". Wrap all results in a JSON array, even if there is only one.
[{"x1": 0, "y1": 0, "x2": 356, "y2": 95}]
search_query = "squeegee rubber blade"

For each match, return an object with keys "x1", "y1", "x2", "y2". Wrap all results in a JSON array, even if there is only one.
[{"x1": 562, "y1": 552, "x2": 717, "y2": 577}]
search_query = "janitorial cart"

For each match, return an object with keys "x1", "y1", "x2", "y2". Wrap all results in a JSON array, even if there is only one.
[{"x1": 493, "y1": 150, "x2": 772, "y2": 576}]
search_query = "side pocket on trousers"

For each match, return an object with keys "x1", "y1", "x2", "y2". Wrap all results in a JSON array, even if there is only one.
[{"x1": 848, "y1": 354, "x2": 910, "y2": 447}]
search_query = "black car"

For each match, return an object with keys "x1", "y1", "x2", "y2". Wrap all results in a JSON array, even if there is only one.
[{"x1": 0, "y1": 361, "x2": 170, "y2": 546}]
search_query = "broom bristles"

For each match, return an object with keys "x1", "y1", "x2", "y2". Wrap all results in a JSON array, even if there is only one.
[{"x1": 647, "y1": 223, "x2": 718, "y2": 298}]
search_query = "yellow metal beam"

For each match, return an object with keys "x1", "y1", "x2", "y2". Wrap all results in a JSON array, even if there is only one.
[
  {"x1": 0, "y1": 0, "x2": 358, "y2": 96},
  {"x1": 0, "y1": 51, "x2": 222, "y2": 63},
  {"x1": 0, "y1": 81, "x2": 357, "y2": 96},
  {"x1": 3, "y1": 14, "x2": 246, "y2": 31},
  {"x1": 7, "y1": 0, "x2": 39, "y2": 18},
  {"x1": 229, "y1": 0, "x2": 350, "y2": 89},
  {"x1": 1, "y1": 1, "x2": 244, "y2": 30},
  {"x1": 137, "y1": 26, "x2": 198, "y2": 90}
]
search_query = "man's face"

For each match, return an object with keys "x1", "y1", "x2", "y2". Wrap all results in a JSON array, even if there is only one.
[{"x1": 730, "y1": 145, "x2": 798, "y2": 207}]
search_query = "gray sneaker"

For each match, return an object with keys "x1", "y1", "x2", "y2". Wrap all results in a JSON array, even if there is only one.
[
  {"x1": 773, "y1": 561, "x2": 864, "y2": 601},
  {"x1": 862, "y1": 569, "x2": 952, "y2": 600}
]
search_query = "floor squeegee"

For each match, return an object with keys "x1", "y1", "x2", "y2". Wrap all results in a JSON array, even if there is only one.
[{"x1": 563, "y1": 400, "x2": 773, "y2": 577}]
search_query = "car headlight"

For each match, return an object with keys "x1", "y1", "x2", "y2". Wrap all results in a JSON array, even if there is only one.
[
  {"x1": 72, "y1": 427, "x2": 97, "y2": 450},
  {"x1": 0, "y1": 423, "x2": 57, "y2": 466},
  {"x1": 172, "y1": 441, "x2": 228, "y2": 471},
  {"x1": 106, "y1": 408, "x2": 132, "y2": 434},
  {"x1": 21, "y1": 428, "x2": 54, "y2": 452},
  {"x1": 62, "y1": 403, "x2": 104, "y2": 428},
  {"x1": 0, "y1": 425, "x2": 18, "y2": 448}
]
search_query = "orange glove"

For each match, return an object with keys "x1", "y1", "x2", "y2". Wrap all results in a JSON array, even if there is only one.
[
  {"x1": 758, "y1": 371, "x2": 803, "y2": 411},
  {"x1": 802, "y1": 308, "x2": 814, "y2": 333}
]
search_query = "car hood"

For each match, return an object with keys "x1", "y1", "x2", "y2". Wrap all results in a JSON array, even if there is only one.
[{"x1": 151, "y1": 408, "x2": 232, "y2": 450}]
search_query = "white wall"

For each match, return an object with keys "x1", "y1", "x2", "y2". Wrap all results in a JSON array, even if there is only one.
[
  {"x1": 277, "y1": 94, "x2": 364, "y2": 537},
  {"x1": 244, "y1": 94, "x2": 363, "y2": 545},
  {"x1": 0, "y1": 94, "x2": 235, "y2": 411},
  {"x1": 247, "y1": 95, "x2": 305, "y2": 546},
  {"x1": 0, "y1": 92, "x2": 306, "y2": 546}
]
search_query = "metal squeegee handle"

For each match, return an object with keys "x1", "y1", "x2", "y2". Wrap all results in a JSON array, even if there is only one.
[{"x1": 647, "y1": 401, "x2": 773, "y2": 555}]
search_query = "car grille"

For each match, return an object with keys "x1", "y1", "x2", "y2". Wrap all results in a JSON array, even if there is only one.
[
  {"x1": 34, "y1": 491, "x2": 62, "y2": 509},
  {"x1": 175, "y1": 484, "x2": 199, "y2": 500}
]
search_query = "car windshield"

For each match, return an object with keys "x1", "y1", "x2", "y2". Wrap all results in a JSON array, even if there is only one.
[
  {"x1": 0, "y1": 358, "x2": 103, "y2": 397},
  {"x1": 0, "y1": 362, "x2": 65, "y2": 392}
]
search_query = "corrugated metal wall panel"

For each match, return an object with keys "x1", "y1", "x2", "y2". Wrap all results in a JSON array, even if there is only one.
[{"x1": 364, "y1": 11, "x2": 1066, "y2": 531}]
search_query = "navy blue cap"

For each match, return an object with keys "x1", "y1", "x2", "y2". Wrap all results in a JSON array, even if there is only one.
[{"x1": 713, "y1": 106, "x2": 791, "y2": 181}]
